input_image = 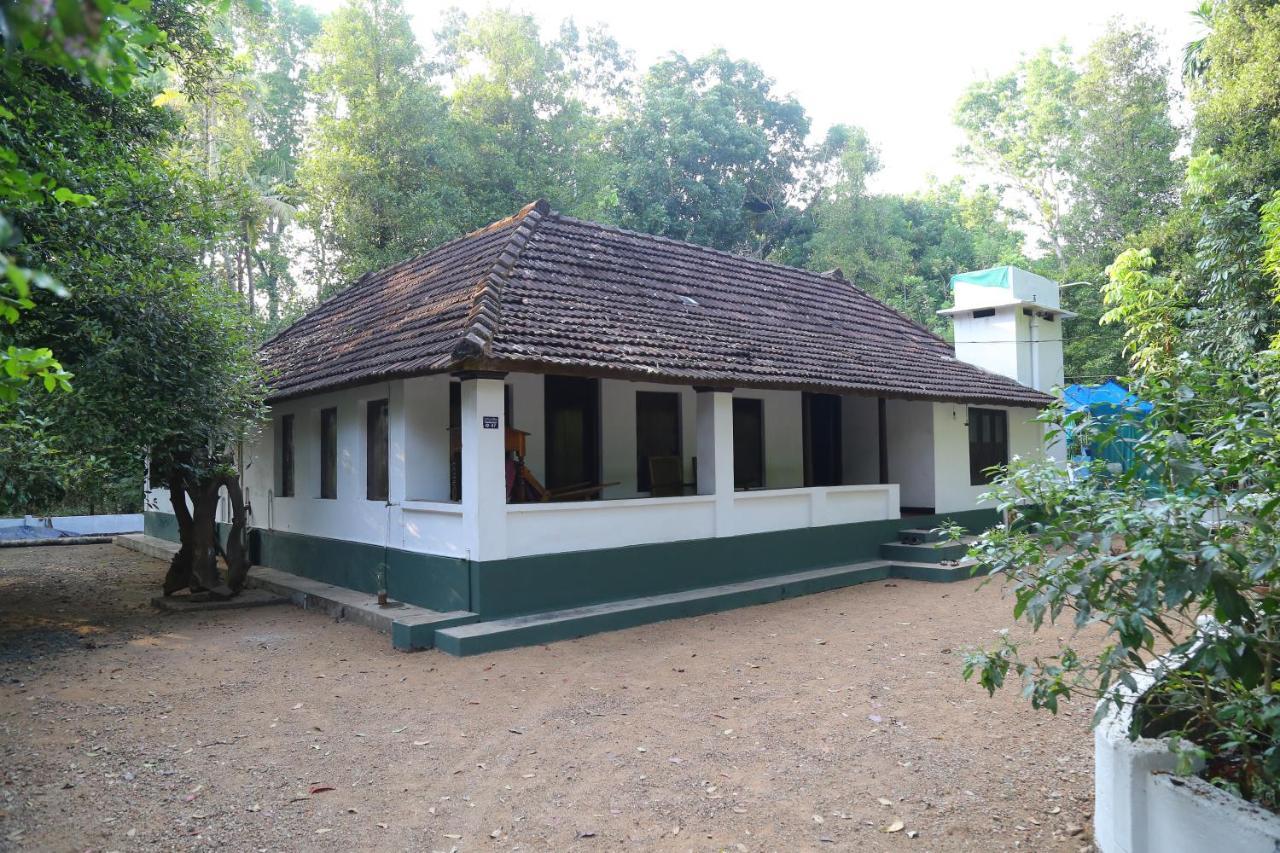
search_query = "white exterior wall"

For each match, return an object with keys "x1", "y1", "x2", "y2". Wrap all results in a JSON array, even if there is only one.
[
  {"x1": 931, "y1": 402, "x2": 1044, "y2": 514},
  {"x1": 142, "y1": 370, "x2": 1042, "y2": 561},
  {"x1": 884, "y1": 399, "x2": 935, "y2": 509}
]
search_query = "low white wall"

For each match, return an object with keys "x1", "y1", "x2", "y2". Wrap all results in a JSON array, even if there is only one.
[
  {"x1": 1094, "y1": 671, "x2": 1280, "y2": 853},
  {"x1": 506, "y1": 495, "x2": 716, "y2": 558},
  {"x1": 731, "y1": 484, "x2": 899, "y2": 536},
  {"x1": 503, "y1": 484, "x2": 899, "y2": 558},
  {"x1": 0, "y1": 513, "x2": 142, "y2": 534},
  {"x1": 399, "y1": 501, "x2": 466, "y2": 558}
]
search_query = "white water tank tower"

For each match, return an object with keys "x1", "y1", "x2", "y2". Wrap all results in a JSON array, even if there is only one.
[{"x1": 938, "y1": 266, "x2": 1075, "y2": 395}]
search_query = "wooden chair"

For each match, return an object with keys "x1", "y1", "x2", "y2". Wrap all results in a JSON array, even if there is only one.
[{"x1": 647, "y1": 455, "x2": 687, "y2": 497}]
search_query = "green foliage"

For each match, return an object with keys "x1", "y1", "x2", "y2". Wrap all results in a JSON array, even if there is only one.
[
  {"x1": 802, "y1": 161, "x2": 1027, "y2": 330},
  {"x1": 969, "y1": 181, "x2": 1280, "y2": 809},
  {"x1": 1101, "y1": 248, "x2": 1187, "y2": 375},
  {"x1": 955, "y1": 22, "x2": 1183, "y2": 380},
  {"x1": 3, "y1": 6, "x2": 264, "y2": 514},
  {"x1": 435, "y1": 9, "x2": 626, "y2": 224},
  {"x1": 298, "y1": 0, "x2": 463, "y2": 293},
  {"x1": 1129, "y1": 0, "x2": 1280, "y2": 361},
  {"x1": 955, "y1": 43, "x2": 1079, "y2": 263},
  {"x1": 608, "y1": 49, "x2": 810, "y2": 256}
]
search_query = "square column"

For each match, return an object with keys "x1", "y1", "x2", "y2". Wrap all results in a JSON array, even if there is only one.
[
  {"x1": 696, "y1": 388, "x2": 735, "y2": 536},
  {"x1": 458, "y1": 372, "x2": 508, "y2": 561}
]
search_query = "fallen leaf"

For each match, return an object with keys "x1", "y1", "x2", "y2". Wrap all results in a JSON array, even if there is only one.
[
  {"x1": 309, "y1": 785, "x2": 335, "y2": 795},
  {"x1": 812, "y1": 814, "x2": 825, "y2": 824},
  {"x1": 291, "y1": 703, "x2": 303, "y2": 710},
  {"x1": 391, "y1": 726, "x2": 407, "y2": 734},
  {"x1": 877, "y1": 797, "x2": 893, "y2": 807},
  {"x1": 886, "y1": 820, "x2": 905, "y2": 833},
  {"x1": 443, "y1": 833, "x2": 462, "y2": 839},
  {"x1": 413, "y1": 740, "x2": 430, "y2": 747}
]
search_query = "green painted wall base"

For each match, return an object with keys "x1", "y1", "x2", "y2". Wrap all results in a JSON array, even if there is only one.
[
  {"x1": 144, "y1": 511, "x2": 470, "y2": 613},
  {"x1": 144, "y1": 508, "x2": 998, "y2": 623}
]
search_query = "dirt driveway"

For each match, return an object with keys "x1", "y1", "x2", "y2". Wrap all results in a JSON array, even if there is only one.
[{"x1": 0, "y1": 544, "x2": 1099, "y2": 852}]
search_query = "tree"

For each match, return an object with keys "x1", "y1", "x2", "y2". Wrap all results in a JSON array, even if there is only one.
[
  {"x1": 4, "y1": 2, "x2": 265, "y2": 595},
  {"x1": 1179, "y1": 0, "x2": 1280, "y2": 361},
  {"x1": 1063, "y1": 24, "x2": 1184, "y2": 260},
  {"x1": 608, "y1": 50, "x2": 811, "y2": 256},
  {"x1": 434, "y1": 9, "x2": 629, "y2": 224},
  {"x1": 299, "y1": 0, "x2": 464, "y2": 295},
  {"x1": 955, "y1": 22, "x2": 1184, "y2": 382},
  {"x1": 799, "y1": 126, "x2": 1026, "y2": 330},
  {"x1": 954, "y1": 44, "x2": 1078, "y2": 265},
  {"x1": 961, "y1": 236, "x2": 1280, "y2": 811}
]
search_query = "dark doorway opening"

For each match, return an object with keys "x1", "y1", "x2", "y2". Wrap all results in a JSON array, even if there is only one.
[
  {"x1": 732, "y1": 397, "x2": 764, "y2": 489},
  {"x1": 803, "y1": 392, "x2": 843, "y2": 486},
  {"x1": 545, "y1": 376, "x2": 601, "y2": 494},
  {"x1": 636, "y1": 391, "x2": 682, "y2": 493}
]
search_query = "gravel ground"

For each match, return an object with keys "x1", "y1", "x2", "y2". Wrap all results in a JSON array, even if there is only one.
[{"x1": 0, "y1": 544, "x2": 1101, "y2": 852}]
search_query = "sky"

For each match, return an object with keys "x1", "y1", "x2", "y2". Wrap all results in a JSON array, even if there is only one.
[{"x1": 318, "y1": 0, "x2": 1201, "y2": 195}]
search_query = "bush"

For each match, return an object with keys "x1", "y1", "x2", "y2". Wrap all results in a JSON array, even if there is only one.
[{"x1": 961, "y1": 353, "x2": 1280, "y2": 811}]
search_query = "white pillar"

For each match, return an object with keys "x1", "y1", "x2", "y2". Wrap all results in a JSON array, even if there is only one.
[
  {"x1": 459, "y1": 373, "x2": 508, "y2": 562},
  {"x1": 696, "y1": 388, "x2": 735, "y2": 537}
]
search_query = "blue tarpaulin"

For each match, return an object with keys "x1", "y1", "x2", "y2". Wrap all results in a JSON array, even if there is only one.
[
  {"x1": 1063, "y1": 379, "x2": 1152, "y2": 417},
  {"x1": 1063, "y1": 380, "x2": 1150, "y2": 474}
]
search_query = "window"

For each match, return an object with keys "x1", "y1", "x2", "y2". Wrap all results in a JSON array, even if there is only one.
[
  {"x1": 969, "y1": 408, "x2": 1008, "y2": 485},
  {"x1": 279, "y1": 414, "x2": 295, "y2": 497},
  {"x1": 319, "y1": 407, "x2": 337, "y2": 499},
  {"x1": 972, "y1": 307, "x2": 996, "y2": 319},
  {"x1": 732, "y1": 397, "x2": 764, "y2": 489},
  {"x1": 367, "y1": 398, "x2": 389, "y2": 502},
  {"x1": 636, "y1": 391, "x2": 681, "y2": 493}
]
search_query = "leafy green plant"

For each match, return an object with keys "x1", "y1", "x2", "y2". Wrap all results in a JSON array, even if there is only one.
[{"x1": 960, "y1": 354, "x2": 1280, "y2": 810}]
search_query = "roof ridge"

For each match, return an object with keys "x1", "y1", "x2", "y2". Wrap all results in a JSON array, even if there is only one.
[{"x1": 451, "y1": 199, "x2": 550, "y2": 360}]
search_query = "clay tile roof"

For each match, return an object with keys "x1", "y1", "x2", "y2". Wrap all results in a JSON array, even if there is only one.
[{"x1": 260, "y1": 200, "x2": 1052, "y2": 408}]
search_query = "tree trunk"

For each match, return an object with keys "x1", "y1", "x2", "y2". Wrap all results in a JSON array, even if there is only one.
[
  {"x1": 188, "y1": 480, "x2": 229, "y2": 596},
  {"x1": 162, "y1": 471, "x2": 240, "y2": 599},
  {"x1": 219, "y1": 473, "x2": 251, "y2": 592},
  {"x1": 162, "y1": 474, "x2": 195, "y2": 596}
]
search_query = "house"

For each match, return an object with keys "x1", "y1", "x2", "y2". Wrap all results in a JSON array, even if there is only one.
[{"x1": 142, "y1": 201, "x2": 1070, "y2": 654}]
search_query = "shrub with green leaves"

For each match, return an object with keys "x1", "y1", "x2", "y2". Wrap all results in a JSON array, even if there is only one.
[{"x1": 961, "y1": 353, "x2": 1280, "y2": 811}]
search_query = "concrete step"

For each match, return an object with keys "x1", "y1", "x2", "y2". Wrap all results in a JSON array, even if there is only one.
[
  {"x1": 896, "y1": 527, "x2": 949, "y2": 545},
  {"x1": 888, "y1": 558, "x2": 987, "y2": 583},
  {"x1": 247, "y1": 566, "x2": 477, "y2": 651},
  {"x1": 115, "y1": 534, "x2": 474, "y2": 650},
  {"x1": 880, "y1": 539, "x2": 970, "y2": 564},
  {"x1": 435, "y1": 560, "x2": 895, "y2": 656},
  {"x1": 115, "y1": 532, "x2": 180, "y2": 561}
]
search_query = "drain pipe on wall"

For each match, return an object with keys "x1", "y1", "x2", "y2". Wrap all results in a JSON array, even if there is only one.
[{"x1": 380, "y1": 499, "x2": 398, "y2": 607}]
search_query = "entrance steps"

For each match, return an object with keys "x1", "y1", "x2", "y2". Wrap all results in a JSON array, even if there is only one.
[{"x1": 435, "y1": 559, "x2": 894, "y2": 656}]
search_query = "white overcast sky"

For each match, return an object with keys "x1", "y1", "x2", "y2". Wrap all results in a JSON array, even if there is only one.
[{"x1": 316, "y1": 0, "x2": 1201, "y2": 195}]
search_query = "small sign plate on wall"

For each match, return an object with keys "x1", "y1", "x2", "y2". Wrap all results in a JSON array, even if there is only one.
[{"x1": 483, "y1": 416, "x2": 499, "y2": 429}]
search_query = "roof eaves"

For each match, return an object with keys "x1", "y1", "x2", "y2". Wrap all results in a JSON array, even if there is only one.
[{"x1": 451, "y1": 199, "x2": 550, "y2": 362}]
